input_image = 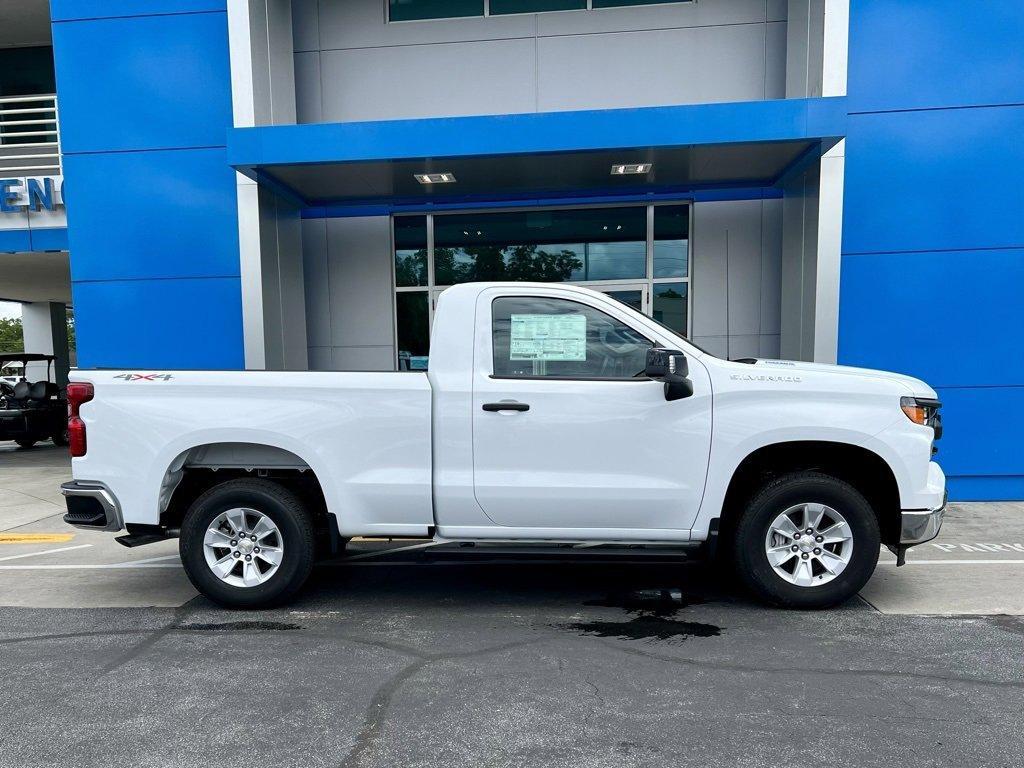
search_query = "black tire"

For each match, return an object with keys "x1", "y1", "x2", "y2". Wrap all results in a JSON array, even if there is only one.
[
  {"x1": 52, "y1": 428, "x2": 69, "y2": 447},
  {"x1": 733, "y1": 472, "x2": 881, "y2": 609},
  {"x1": 15, "y1": 438, "x2": 36, "y2": 449},
  {"x1": 180, "y1": 479, "x2": 316, "y2": 609}
]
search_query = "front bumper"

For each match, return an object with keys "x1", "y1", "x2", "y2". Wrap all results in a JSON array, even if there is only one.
[
  {"x1": 61, "y1": 481, "x2": 123, "y2": 532},
  {"x1": 900, "y1": 495, "x2": 946, "y2": 546}
]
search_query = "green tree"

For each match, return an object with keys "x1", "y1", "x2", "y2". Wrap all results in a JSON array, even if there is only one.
[{"x1": 0, "y1": 317, "x2": 23, "y2": 354}]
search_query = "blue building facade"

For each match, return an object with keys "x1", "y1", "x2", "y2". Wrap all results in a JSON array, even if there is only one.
[{"x1": 39, "y1": 0, "x2": 1024, "y2": 500}]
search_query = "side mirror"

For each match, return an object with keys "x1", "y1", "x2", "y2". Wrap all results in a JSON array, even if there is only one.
[{"x1": 644, "y1": 348, "x2": 694, "y2": 401}]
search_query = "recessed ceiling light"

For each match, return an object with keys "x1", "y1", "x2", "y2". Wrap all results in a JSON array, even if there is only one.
[
  {"x1": 414, "y1": 172, "x2": 456, "y2": 184},
  {"x1": 611, "y1": 163, "x2": 653, "y2": 176}
]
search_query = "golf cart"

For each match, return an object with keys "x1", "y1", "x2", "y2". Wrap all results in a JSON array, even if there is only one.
[{"x1": 0, "y1": 353, "x2": 68, "y2": 449}]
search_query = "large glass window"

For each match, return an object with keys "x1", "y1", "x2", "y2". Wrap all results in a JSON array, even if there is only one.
[
  {"x1": 652, "y1": 282, "x2": 687, "y2": 335},
  {"x1": 490, "y1": 0, "x2": 586, "y2": 14},
  {"x1": 394, "y1": 215, "x2": 428, "y2": 287},
  {"x1": 432, "y1": 207, "x2": 646, "y2": 286},
  {"x1": 388, "y1": 0, "x2": 483, "y2": 22},
  {"x1": 492, "y1": 297, "x2": 652, "y2": 379},
  {"x1": 653, "y1": 204, "x2": 689, "y2": 279},
  {"x1": 393, "y1": 203, "x2": 690, "y2": 369},
  {"x1": 389, "y1": 0, "x2": 692, "y2": 21},
  {"x1": 396, "y1": 292, "x2": 430, "y2": 370}
]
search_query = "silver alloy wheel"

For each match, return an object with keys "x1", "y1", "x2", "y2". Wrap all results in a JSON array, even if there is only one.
[
  {"x1": 203, "y1": 507, "x2": 284, "y2": 588},
  {"x1": 764, "y1": 502, "x2": 854, "y2": 587}
]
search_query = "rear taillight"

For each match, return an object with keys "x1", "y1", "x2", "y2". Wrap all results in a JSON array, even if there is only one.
[{"x1": 67, "y1": 382, "x2": 94, "y2": 457}]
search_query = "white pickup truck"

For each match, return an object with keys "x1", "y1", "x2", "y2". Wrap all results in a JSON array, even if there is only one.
[{"x1": 61, "y1": 282, "x2": 946, "y2": 609}]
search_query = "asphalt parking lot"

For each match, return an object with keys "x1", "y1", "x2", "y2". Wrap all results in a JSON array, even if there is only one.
[{"x1": 2, "y1": 441, "x2": 1023, "y2": 767}]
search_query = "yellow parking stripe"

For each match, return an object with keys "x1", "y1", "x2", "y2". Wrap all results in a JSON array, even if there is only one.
[{"x1": 0, "y1": 533, "x2": 75, "y2": 544}]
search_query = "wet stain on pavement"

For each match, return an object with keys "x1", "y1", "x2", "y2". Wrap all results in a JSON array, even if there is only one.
[
  {"x1": 181, "y1": 621, "x2": 302, "y2": 631},
  {"x1": 563, "y1": 587, "x2": 722, "y2": 642},
  {"x1": 584, "y1": 587, "x2": 704, "y2": 615}
]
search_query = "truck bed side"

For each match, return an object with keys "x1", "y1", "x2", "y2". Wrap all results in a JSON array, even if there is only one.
[{"x1": 70, "y1": 370, "x2": 433, "y2": 536}]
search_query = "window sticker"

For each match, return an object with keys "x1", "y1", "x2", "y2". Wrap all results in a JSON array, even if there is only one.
[{"x1": 510, "y1": 314, "x2": 586, "y2": 361}]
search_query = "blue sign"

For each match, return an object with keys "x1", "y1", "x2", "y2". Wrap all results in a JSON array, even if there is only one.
[{"x1": 0, "y1": 177, "x2": 64, "y2": 213}]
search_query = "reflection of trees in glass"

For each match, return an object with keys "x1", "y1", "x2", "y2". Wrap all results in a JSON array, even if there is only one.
[
  {"x1": 434, "y1": 244, "x2": 583, "y2": 285},
  {"x1": 395, "y1": 248, "x2": 428, "y2": 287}
]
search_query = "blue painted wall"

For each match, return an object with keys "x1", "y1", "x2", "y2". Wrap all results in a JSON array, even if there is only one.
[
  {"x1": 839, "y1": 0, "x2": 1024, "y2": 500},
  {"x1": 51, "y1": 1, "x2": 243, "y2": 369}
]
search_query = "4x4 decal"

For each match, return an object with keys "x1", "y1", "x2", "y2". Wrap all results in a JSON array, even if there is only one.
[{"x1": 113, "y1": 373, "x2": 174, "y2": 381}]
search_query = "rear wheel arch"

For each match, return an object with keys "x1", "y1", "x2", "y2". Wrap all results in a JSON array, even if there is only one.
[{"x1": 157, "y1": 442, "x2": 338, "y2": 557}]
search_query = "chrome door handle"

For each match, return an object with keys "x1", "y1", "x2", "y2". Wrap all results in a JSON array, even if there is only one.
[{"x1": 482, "y1": 401, "x2": 530, "y2": 412}]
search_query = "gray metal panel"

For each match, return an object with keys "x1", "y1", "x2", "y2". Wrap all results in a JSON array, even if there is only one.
[
  {"x1": 325, "y1": 216, "x2": 396, "y2": 349},
  {"x1": 295, "y1": 0, "x2": 787, "y2": 124},
  {"x1": 691, "y1": 199, "x2": 764, "y2": 340},
  {"x1": 331, "y1": 346, "x2": 396, "y2": 372},
  {"x1": 307, "y1": 346, "x2": 333, "y2": 370},
  {"x1": 292, "y1": 0, "x2": 319, "y2": 52},
  {"x1": 725, "y1": 199, "x2": 764, "y2": 338},
  {"x1": 537, "y1": 0, "x2": 768, "y2": 35},
  {"x1": 764, "y1": 20, "x2": 788, "y2": 99},
  {"x1": 691, "y1": 204, "x2": 728, "y2": 338},
  {"x1": 758, "y1": 334, "x2": 782, "y2": 358},
  {"x1": 319, "y1": 39, "x2": 538, "y2": 122},
  {"x1": 760, "y1": 197, "x2": 783, "y2": 335},
  {"x1": 537, "y1": 23, "x2": 771, "y2": 111},
  {"x1": 301, "y1": 219, "x2": 330, "y2": 348},
  {"x1": 691, "y1": 336, "x2": 728, "y2": 359},
  {"x1": 294, "y1": 51, "x2": 322, "y2": 124},
  {"x1": 767, "y1": 0, "x2": 788, "y2": 23},
  {"x1": 725, "y1": 334, "x2": 761, "y2": 361}
]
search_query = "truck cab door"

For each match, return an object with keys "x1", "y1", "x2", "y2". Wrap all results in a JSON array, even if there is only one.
[{"x1": 470, "y1": 288, "x2": 712, "y2": 535}]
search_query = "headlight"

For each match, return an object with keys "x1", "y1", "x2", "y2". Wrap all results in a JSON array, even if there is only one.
[{"x1": 901, "y1": 396, "x2": 942, "y2": 438}]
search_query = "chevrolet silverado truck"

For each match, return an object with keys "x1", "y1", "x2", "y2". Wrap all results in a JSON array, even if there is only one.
[{"x1": 60, "y1": 282, "x2": 946, "y2": 609}]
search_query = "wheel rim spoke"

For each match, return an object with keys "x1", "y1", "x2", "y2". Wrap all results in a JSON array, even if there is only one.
[
  {"x1": 252, "y1": 515, "x2": 276, "y2": 541},
  {"x1": 226, "y1": 508, "x2": 249, "y2": 536},
  {"x1": 792, "y1": 558, "x2": 815, "y2": 587},
  {"x1": 802, "y1": 503, "x2": 826, "y2": 532},
  {"x1": 766, "y1": 544, "x2": 795, "y2": 567},
  {"x1": 771, "y1": 515, "x2": 799, "y2": 540},
  {"x1": 764, "y1": 502, "x2": 854, "y2": 588},
  {"x1": 256, "y1": 545, "x2": 283, "y2": 567},
  {"x1": 819, "y1": 521, "x2": 851, "y2": 545},
  {"x1": 209, "y1": 553, "x2": 236, "y2": 579},
  {"x1": 203, "y1": 508, "x2": 283, "y2": 588},
  {"x1": 204, "y1": 528, "x2": 233, "y2": 548}
]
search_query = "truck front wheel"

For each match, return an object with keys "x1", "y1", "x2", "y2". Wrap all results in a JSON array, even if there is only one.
[
  {"x1": 733, "y1": 472, "x2": 881, "y2": 609},
  {"x1": 180, "y1": 478, "x2": 316, "y2": 609}
]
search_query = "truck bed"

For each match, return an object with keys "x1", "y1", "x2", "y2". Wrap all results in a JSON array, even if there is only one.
[{"x1": 69, "y1": 370, "x2": 434, "y2": 536}]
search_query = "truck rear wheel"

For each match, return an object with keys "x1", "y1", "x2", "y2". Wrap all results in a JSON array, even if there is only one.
[
  {"x1": 180, "y1": 478, "x2": 316, "y2": 609},
  {"x1": 732, "y1": 472, "x2": 880, "y2": 609}
]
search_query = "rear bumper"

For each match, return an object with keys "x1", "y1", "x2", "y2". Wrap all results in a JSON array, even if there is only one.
[
  {"x1": 900, "y1": 491, "x2": 947, "y2": 546},
  {"x1": 61, "y1": 481, "x2": 123, "y2": 532}
]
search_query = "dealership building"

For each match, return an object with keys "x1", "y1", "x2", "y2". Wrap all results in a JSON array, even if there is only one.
[{"x1": 0, "y1": 0, "x2": 1021, "y2": 500}]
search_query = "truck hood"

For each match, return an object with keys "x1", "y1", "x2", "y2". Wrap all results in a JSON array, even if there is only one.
[{"x1": 741, "y1": 359, "x2": 938, "y2": 399}]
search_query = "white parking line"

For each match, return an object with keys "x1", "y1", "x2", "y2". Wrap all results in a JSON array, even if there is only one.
[
  {"x1": 880, "y1": 559, "x2": 1024, "y2": 565},
  {"x1": 0, "y1": 563, "x2": 181, "y2": 570},
  {"x1": 0, "y1": 544, "x2": 92, "y2": 563}
]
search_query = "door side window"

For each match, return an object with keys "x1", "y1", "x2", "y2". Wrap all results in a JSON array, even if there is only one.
[{"x1": 492, "y1": 296, "x2": 653, "y2": 379}]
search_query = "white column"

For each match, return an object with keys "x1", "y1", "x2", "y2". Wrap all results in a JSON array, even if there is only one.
[
  {"x1": 21, "y1": 302, "x2": 69, "y2": 385},
  {"x1": 227, "y1": 0, "x2": 305, "y2": 370},
  {"x1": 780, "y1": 0, "x2": 848, "y2": 363}
]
